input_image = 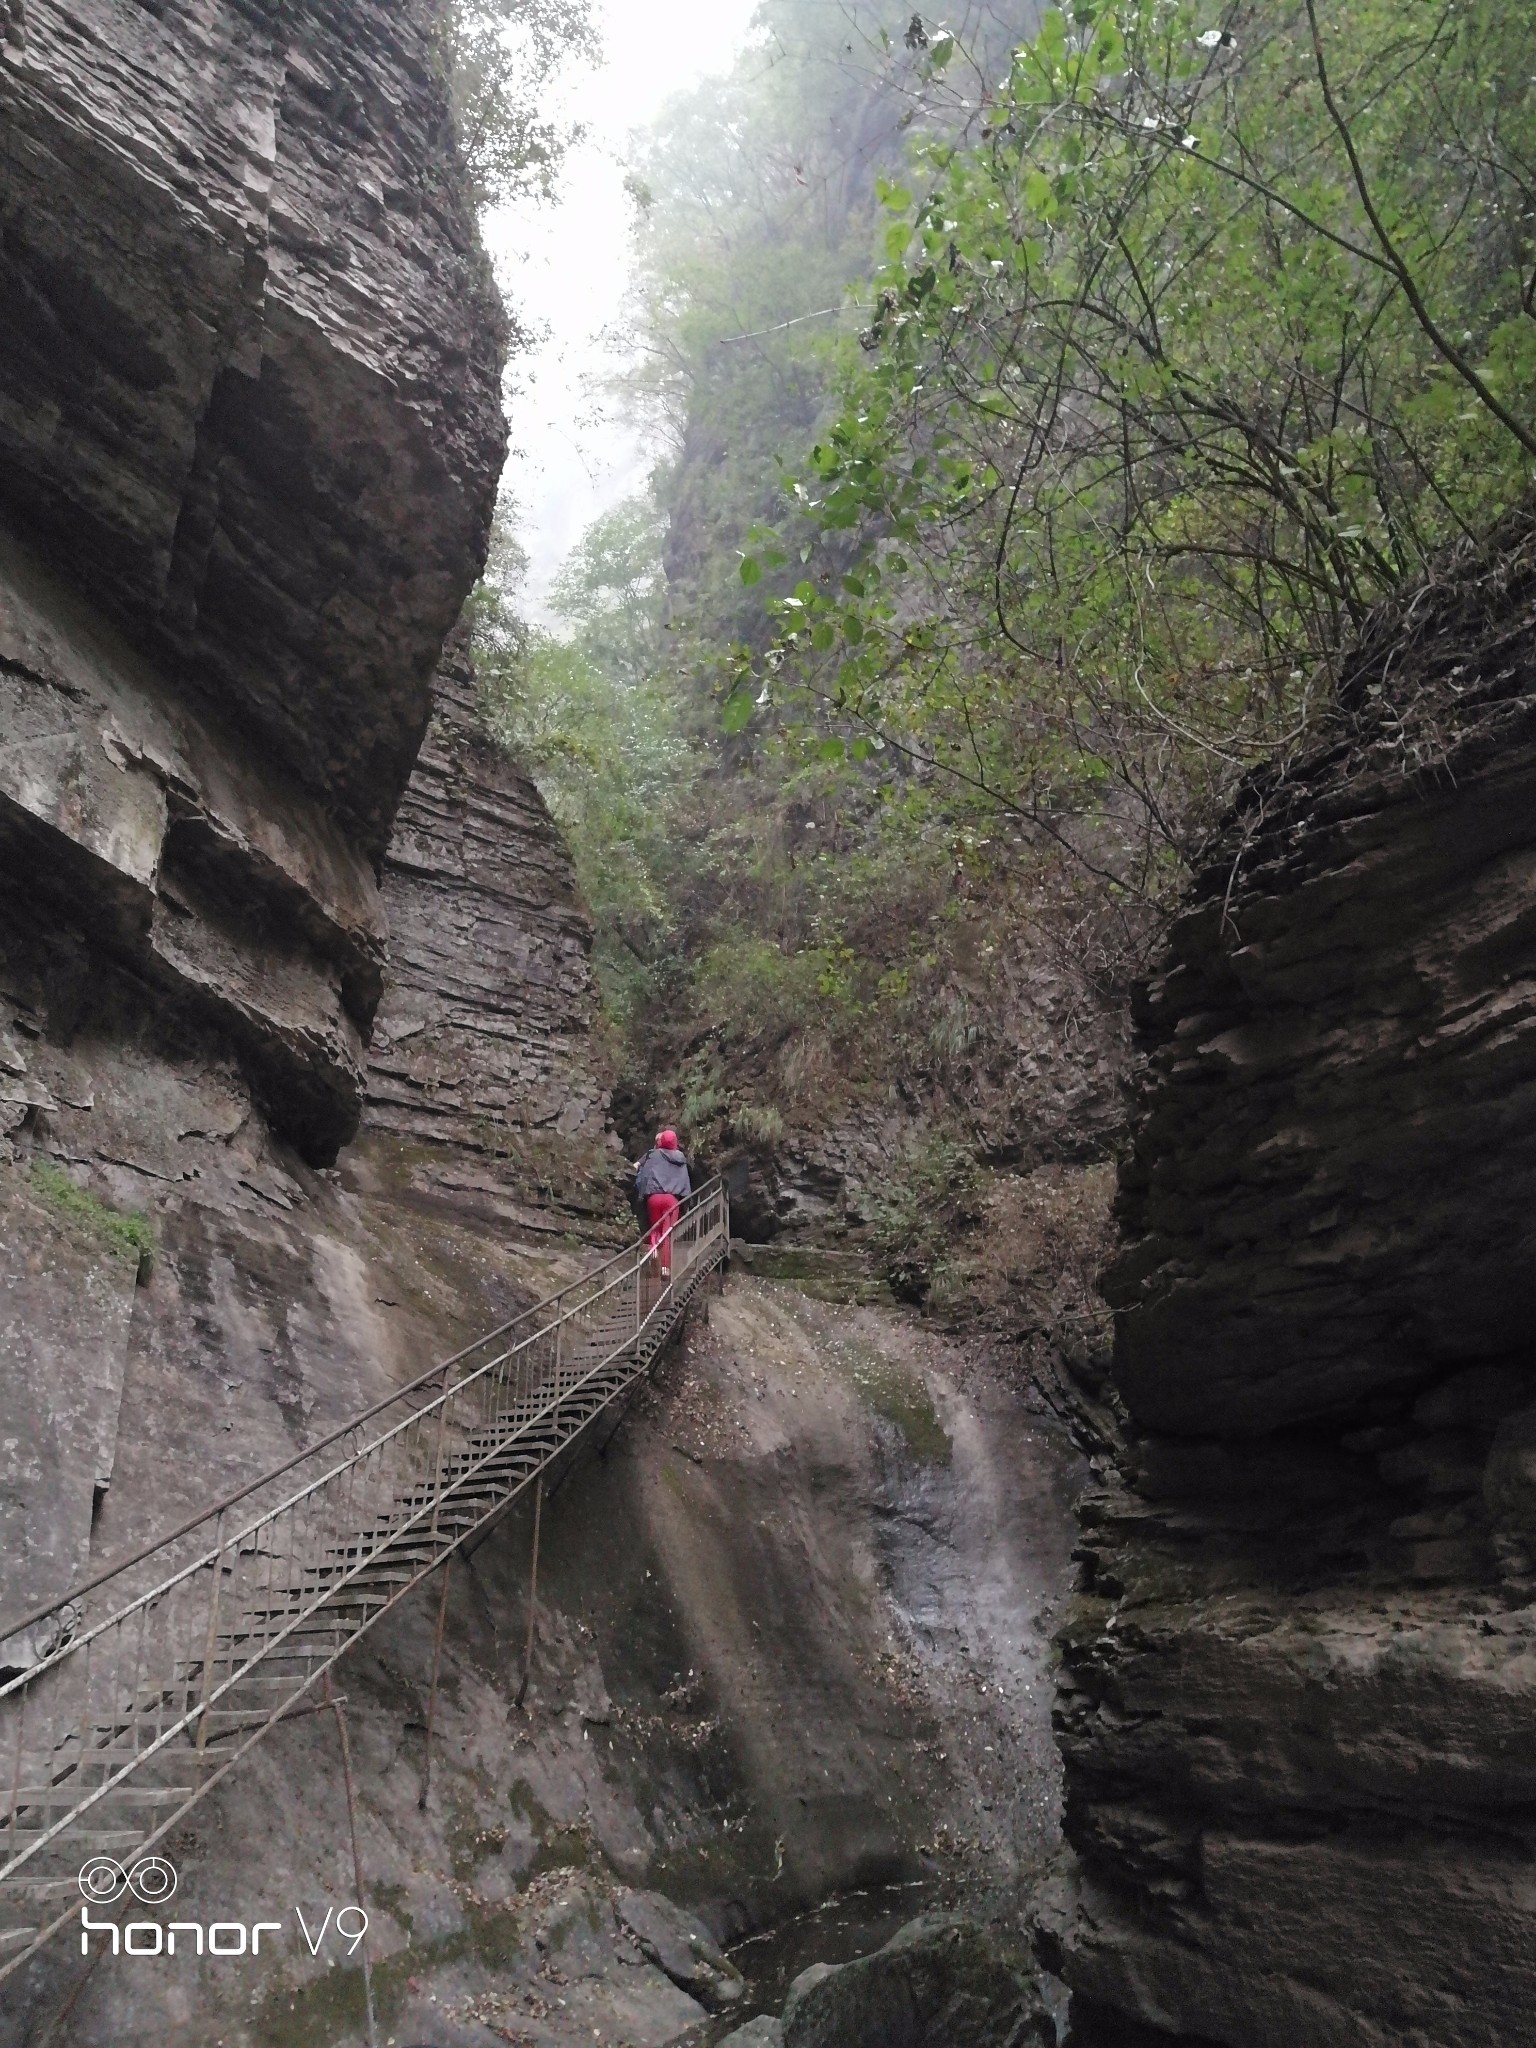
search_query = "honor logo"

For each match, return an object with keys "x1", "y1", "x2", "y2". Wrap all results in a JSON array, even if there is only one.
[{"x1": 77, "y1": 1858, "x2": 367, "y2": 1960}]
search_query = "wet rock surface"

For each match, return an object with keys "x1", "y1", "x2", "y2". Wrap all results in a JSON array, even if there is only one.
[
  {"x1": 782, "y1": 1915, "x2": 1051, "y2": 2048},
  {"x1": 725, "y1": 1914, "x2": 1053, "y2": 2048},
  {"x1": 7, "y1": 1274, "x2": 1081, "y2": 2045},
  {"x1": 615, "y1": 1887, "x2": 745, "y2": 2010},
  {"x1": 1065, "y1": 527, "x2": 1536, "y2": 2045},
  {"x1": 720, "y1": 2019, "x2": 786, "y2": 2048}
]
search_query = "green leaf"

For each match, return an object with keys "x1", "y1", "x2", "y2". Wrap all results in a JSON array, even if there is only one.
[
  {"x1": 721, "y1": 689, "x2": 755, "y2": 735},
  {"x1": 739, "y1": 556, "x2": 762, "y2": 586},
  {"x1": 818, "y1": 737, "x2": 846, "y2": 761},
  {"x1": 1023, "y1": 169, "x2": 1055, "y2": 216}
]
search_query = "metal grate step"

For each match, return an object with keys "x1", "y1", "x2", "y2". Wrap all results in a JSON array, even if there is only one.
[{"x1": 0, "y1": 1201, "x2": 728, "y2": 1975}]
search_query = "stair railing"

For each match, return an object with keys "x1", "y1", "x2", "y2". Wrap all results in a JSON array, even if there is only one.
[{"x1": 0, "y1": 1177, "x2": 728, "y2": 1981}]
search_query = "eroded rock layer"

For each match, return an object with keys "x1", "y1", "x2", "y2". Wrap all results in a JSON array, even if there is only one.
[
  {"x1": 358, "y1": 629, "x2": 617, "y2": 1224},
  {"x1": 0, "y1": 0, "x2": 507, "y2": 1170},
  {"x1": 0, "y1": 0, "x2": 506, "y2": 847},
  {"x1": 1056, "y1": 527, "x2": 1536, "y2": 2046},
  {"x1": 0, "y1": 528, "x2": 382, "y2": 1160}
]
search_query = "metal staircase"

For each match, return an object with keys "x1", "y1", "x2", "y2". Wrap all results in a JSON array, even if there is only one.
[{"x1": 0, "y1": 1178, "x2": 729, "y2": 1983}]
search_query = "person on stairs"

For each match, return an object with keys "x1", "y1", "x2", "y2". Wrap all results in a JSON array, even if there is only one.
[{"x1": 634, "y1": 1127, "x2": 691, "y2": 1280}]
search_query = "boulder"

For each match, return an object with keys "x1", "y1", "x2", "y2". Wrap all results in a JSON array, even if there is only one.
[
  {"x1": 616, "y1": 1887, "x2": 746, "y2": 2011},
  {"x1": 779, "y1": 1915, "x2": 1053, "y2": 2048},
  {"x1": 719, "y1": 2021, "x2": 786, "y2": 2048}
]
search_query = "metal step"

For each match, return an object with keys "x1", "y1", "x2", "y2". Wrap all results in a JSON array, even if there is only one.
[
  {"x1": 0, "y1": 1214, "x2": 726, "y2": 1982},
  {"x1": 5, "y1": 1783, "x2": 192, "y2": 1808},
  {"x1": 0, "y1": 1835, "x2": 147, "y2": 1867}
]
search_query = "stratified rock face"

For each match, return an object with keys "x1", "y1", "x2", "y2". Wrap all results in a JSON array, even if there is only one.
[
  {"x1": 1057, "y1": 528, "x2": 1536, "y2": 2047},
  {"x1": 0, "y1": 0, "x2": 506, "y2": 849},
  {"x1": 357, "y1": 630, "x2": 618, "y2": 1225},
  {"x1": 0, "y1": 529, "x2": 383, "y2": 1159},
  {"x1": 1107, "y1": 691, "x2": 1536, "y2": 1439},
  {"x1": 0, "y1": 0, "x2": 506, "y2": 1160}
]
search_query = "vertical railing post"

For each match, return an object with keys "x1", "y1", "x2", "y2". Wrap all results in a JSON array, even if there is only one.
[
  {"x1": 418, "y1": 1557, "x2": 453, "y2": 1812},
  {"x1": 195, "y1": 1510, "x2": 228, "y2": 1759},
  {"x1": 428, "y1": 1363, "x2": 456, "y2": 1545},
  {"x1": 515, "y1": 1478, "x2": 543, "y2": 1712},
  {"x1": 4, "y1": 1683, "x2": 27, "y2": 1866}
]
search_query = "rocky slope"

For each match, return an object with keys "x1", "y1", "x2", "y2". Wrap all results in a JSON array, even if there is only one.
[
  {"x1": 1054, "y1": 522, "x2": 1536, "y2": 2046},
  {"x1": 9, "y1": 1271, "x2": 1081, "y2": 2048}
]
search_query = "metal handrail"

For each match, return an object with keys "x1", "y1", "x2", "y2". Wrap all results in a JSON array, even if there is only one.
[
  {"x1": 0, "y1": 1176, "x2": 723, "y2": 1653},
  {"x1": 0, "y1": 1177, "x2": 729, "y2": 1980}
]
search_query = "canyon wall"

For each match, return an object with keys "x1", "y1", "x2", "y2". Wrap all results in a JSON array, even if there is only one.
[
  {"x1": 0, "y1": 0, "x2": 618, "y2": 1719},
  {"x1": 1053, "y1": 526, "x2": 1536, "y2": 2047},
  {"x1": 357, "y1": 630, "x2": 616, "y2": 1230},
  {"x1": 0, "y1": 0, "x2": 506, "y2": 851}
]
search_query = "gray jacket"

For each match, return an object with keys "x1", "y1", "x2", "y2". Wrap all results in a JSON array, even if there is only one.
[{"x1": 635, "y1": 1146, "x2": 691, "y2": 1201}]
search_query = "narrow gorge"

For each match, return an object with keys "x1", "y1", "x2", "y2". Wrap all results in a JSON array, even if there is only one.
[
  {"x1": 0, "y1": 4, "x2": 1082, "y2": 2044},
  {"x1": 4, "y1": 1, "x2": 1536, "y2": 2045}
]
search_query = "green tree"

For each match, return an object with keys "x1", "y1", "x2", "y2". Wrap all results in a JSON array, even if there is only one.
[
  {"x1": 626, "y1": 2, "x2": 1038, "y2": 660},
  {"x1": 736, "y1": 0, "x2": 1536, "y2": 886},
  {"x1": 445, "y1": 0, "x2": 601, "y2": 206},
  {"x1": 476, "y1": 501, "x2": 690, "y2": 1016},
  {"x1": 548, "y1": 497, "x2": 670, "y2": 689}
]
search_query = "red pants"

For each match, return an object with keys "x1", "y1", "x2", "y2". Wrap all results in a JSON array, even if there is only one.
[{"x1": 645, "y1": 1192, "x2": 681, "y2": 1275}]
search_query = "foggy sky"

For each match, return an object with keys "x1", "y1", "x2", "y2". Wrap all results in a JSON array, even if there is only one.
[{"x1": 483, "y1": 0, "x2": 761, "y2": 619}]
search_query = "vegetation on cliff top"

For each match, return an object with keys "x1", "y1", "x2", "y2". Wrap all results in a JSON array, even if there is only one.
[
  {"x1": 443, "y1": 0, "x2": 600, "y2": 205},
  {"x1": 733, "y1": 0, "x2": 1536, "y2": 881},
  {"x1": 480, "y1": 4, "x2": 1096, "y2": 1207}
]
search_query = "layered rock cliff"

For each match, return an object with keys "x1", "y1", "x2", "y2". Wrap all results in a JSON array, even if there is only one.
[
  {"x1": 357, "y1": 629, "x2": 616, "y2": 1229},
  {"x1": 0, "y1": 0, "x2": 508, "y2": 1169},
  {"x1": 1, "y1": 0, "x2": 506, "y2": 849},
  {"x1": 1054, "y1": 522, "x2": 1536, "y2": 2046},
  {"x1": 0, "y1": 0, "x2": 614, "y2": 1805}
]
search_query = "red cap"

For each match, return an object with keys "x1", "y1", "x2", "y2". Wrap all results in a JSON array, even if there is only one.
[{"x1": 656, "y1": 1128, "x2": 678, "y2": 1149}]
